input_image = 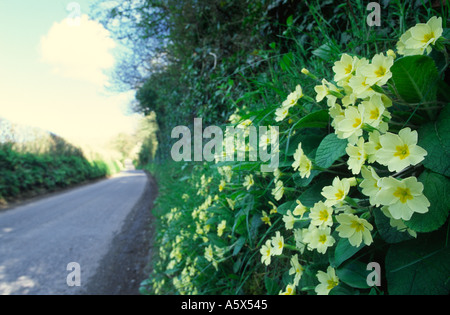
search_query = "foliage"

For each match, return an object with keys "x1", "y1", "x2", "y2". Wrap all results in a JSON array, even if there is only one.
[
  {"x1": 0, "y1": 143, "x2": 112, "y2": 202},
  {"x1": 97, "y1": 0, "x2": 450, "y2": 295}
]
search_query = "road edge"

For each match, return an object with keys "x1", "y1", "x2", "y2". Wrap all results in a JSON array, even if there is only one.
[{"x1": 81, "y1": 171, "x2": 158, "y2": 295}]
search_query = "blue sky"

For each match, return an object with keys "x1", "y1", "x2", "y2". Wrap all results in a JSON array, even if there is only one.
[{"x1": 0, "y1": 0, "x2": 140, "y2": 146}]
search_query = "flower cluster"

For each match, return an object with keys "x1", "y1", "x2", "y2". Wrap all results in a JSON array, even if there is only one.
[{"x1": 262, "y1": 16, "x2": 443, "y2": 295}]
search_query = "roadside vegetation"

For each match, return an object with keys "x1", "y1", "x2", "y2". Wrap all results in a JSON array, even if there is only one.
[
  {"x1": 0, "y1": 118, "x2": 121, "y2": 204},
  {"x1": 96, "y1": 0, "x2": 450, "y2": 295}
]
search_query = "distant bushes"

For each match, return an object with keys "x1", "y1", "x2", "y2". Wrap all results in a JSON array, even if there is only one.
[{"x1": 0, "y1": 144, "x2": 111, "y2": 201}]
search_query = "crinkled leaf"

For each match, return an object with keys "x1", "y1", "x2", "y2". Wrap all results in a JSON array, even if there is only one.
[{"x1": 315, "y1": 133, "x2": 348, "y2": 168}]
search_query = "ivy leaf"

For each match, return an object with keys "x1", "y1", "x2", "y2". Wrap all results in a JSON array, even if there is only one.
[
  {"x1": 315, "y1": 133, "x2": 348, "y2": 168},
  {"x1": 385, "y1": 229, "x2": 450, "y2": 295},
  {"x1": 390, "y1": 55, "x2": 439, "y2": 103},
  {"x1": 418, "y1": 105, "x2": 450, "y2": 177},
  {"x1": 404, "y1": 170, "x2": 450, "y2": 233}
]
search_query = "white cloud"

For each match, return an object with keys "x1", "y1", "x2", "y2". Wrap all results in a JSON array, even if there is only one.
[{"x1": 39, "y1": 14, "x2": 116, "y2": 86}]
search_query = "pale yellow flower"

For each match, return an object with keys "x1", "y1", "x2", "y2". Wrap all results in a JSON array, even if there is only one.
[
  {"x1": 279, "y1": 283, "x2": 296, "y2": 295},
  {"x1": 218, "y1": 179, "x2": 226, "y2": 192},
  {"x1": 217, "y1": 220, "x2": 226, "y2": 237},
  {"x1": 333, "y1": 53, "x2": 357, "y2": 84},
  {"x1": 335, "y1": 105, "x2": 364, "y2": 144},
  {"x1": 360, "y1": 165, "x2": 382, "y2": 206},
  {"x1": 289, "y1": 254, "x2": 304, "y2": 286},
  {"x1": 360, "y1": 93, "x2": 387, "y2": 128},
  {"x1": 293, "y1": 228, "x2": 307, "y2": 254},
  {"x1": 293, "y1": 199, "x2": 307, "y2": 218},
  {"x1": 271, "y1": 231, "x2": 284, "y2": 256},
  {"x1": 336, "y1": 213, "x2": 374, "y2": 247},
  {"x1": 309, "y1": 201, "x2": 334, "y2": 228},
  {"x1": 282, "y1": 85, "x2": 303, "y2": 107},
  {"x1": 274, "y1": 105, "x2": 290, "y2": 122},
  {"x1": 268, "y1": 201, "x2": 278, "y2": 214},
  {"x1": 315, "y1": 266, "x2": 339, "y2": 295},
  {"x1": 376, "y1": 176, "x2": 430, "y2": 221},
  {"x1": 260, "y1": 240, "x2": 273, "y2": 266},
  {"x1": 272, "y1": 179, "x2": 285, "y2": 201},
  {"x1": 321, "y1": 177, "x2": 351, "y2": 207},
  {"x1": 365, "y1": 130, "x2": 382, "y2": 163},
  {"x1": 282, "y1": 210, "x2": 296, "y2": 230},
  {"x1": 359, "y1": 53, "x2": 394, "y2": 86},
  {"x1": 346, "y1": 137, "x2": 367, "y2": 175},
  {"x1": 292, "y1": 142, "x2": 312, "y2": 178},
  {"x1": 261, "y1": 211, "x2": 272, "y2": 226},
  {"x1": 375, "y1": 127, "x2": 427, "y2": 172},
  {"x1": 315, "y1": 79, "x2": 340, "y2": 104},
  {"x1": 305, "y1": 225, "x2": 335, "y2": 254},
  {"x1": 243, "y1": 174, "x2": 255, "y2": 190},
  {"x1": 399, "y1": 16, "x2": 443, "y2": 56}
]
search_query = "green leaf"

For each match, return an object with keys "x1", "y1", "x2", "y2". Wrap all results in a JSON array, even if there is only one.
[
  {"x1": 385, "y1": 229, "x2": 450, "y2": 295},
  {"x1": 333, "y1": 237, "x2": 365, "y2": 268},
  {"x1": 404, "y1": 170, "x2": 450, "y2": 233},
  {"x1": 373, "y1": 208, "x2": 414, "y2": 244},
  {"x1": 232, "y1": 236, "x2": 246, "y2": 256},
  {"x1": 286, "y1": 15, "x2": 294, "y2": 27},
  {"x1": 418, "y1": 105, "x2": 450, "y2": 177},
  {"x1": 276, "y1": 201, "x2": 294, "y2": 215},
  {"x1": 336, "y1": 260, "x2": 371, "y2": 289},
  {"x1": 264, "y1": 276, "x2": 281, "y2": 295},
  {"x1": 292, "y1": 109, "x2": 329, "y2": 130},
  {"x1": 315, "y1": 133, "x2": 348, "y2": 168},
  {"x1": 390, "y1": 55, "x2": 439, "y2": 103}
]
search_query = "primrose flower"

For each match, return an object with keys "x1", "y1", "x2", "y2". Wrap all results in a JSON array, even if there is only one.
[
  {"x1": 315, "y1": 266, "x2": 339, "y2": 295},
  {"x1": 333, "y1": 53, "x2": 357, "y2": 84},
  {"x1": 217, "y1": 220, "x2": 226, "y2": 237},
  {"x1": 282, "y1": 84, "x2": 303, "y2": 107},
  {"x1": 279, "y1": 283, "x2": 296, "y2": 295},
  {"x1": 272, "y1": 179, "x2": 285, "y2": 201},
  {"x1": 274, "y1": 105, "x2": 290, "y2": 122},
  {"x1": 360, "y1": 93, "x2": 387, "y2": 128},
  {"x1": 218, "y1": 179, "x2": 226, "y2": 192},
  {"x1": 305, "y1": 225, "x2": 335, "y2": 254},
  {"x1": 293, "y1": 199, "x2": 307, "y2": 218},
  {"x1": 335, "y1": 105, "x2": 365, "y2": 144},
  {"x1": 205, "y1": 244, "x2": 214, "y2": 263},
  {"x1": 309, "y1": 201, "x2": 334, "y2": 228},
  {"x1": 293, "y1": 228, "x2": 307, "y2": 254},
  {"x1": 365, "y1": 130, "x2": 382, "y2": 163},
  {"x1": 315, "y1": 79, "x2": 340, "y2": 105},
  {"x1": 243, "y1": 174, "x2": 254, "y2": 190},
  {"x1": 283, "y1": 210, "x2": 296, "y2": 230},
  {"x1": 268, "y1": 201, "x2": 278, "y2": 214},
  {"x1": 321, "y1": 177, "x2": 351, "y2": 207},
  {"x1": 346, "y1": 137, "x2": 367, "y2": 175},
  {"x1": 261, "y1": 211, "x2": 272, "y2": 226},
  {"x1": 398, "y1": 16, "x2": 443, "y2": 56},
  {"x1": 260, "y1": 240, "x2": 273, "y2": 266},
  {"x1": 375, "y1": 127, "x2": 427, "y2": 172},
  {"x1": 271, "y1": 231, "x2": 284, "y2": 256},
  {"x1": 376, "y1": 176, "x2": 430, "y2": 221},
  {"x1": 336, "y1": 213, "x2": 374, "y2": 247},
  {"x1": 289, "y1": 254, "x2": 304, "y2": 286},
  {"x1": 292, "y1": 143, "x2": 312, "y2": 178},
  {"x1": 359, "y1": 53, "x2": 394, "y2": 86},
  {"x1": 360, "y1": 165, "x2": 382, "y2": 206}
]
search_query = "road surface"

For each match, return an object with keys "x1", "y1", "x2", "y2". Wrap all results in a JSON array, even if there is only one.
[{"x1": 0, "y1": 170, "x2": 153, "y2": 295}]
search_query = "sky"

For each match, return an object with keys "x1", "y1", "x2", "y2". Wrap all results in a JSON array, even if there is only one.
[{"x1": 0, "y1": 0, "x2": 141, "y2": 146}]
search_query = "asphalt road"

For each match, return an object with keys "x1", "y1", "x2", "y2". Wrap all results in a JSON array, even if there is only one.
[{"x1": 0, "y1": 170, "x2": 151, "y2": 295}]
